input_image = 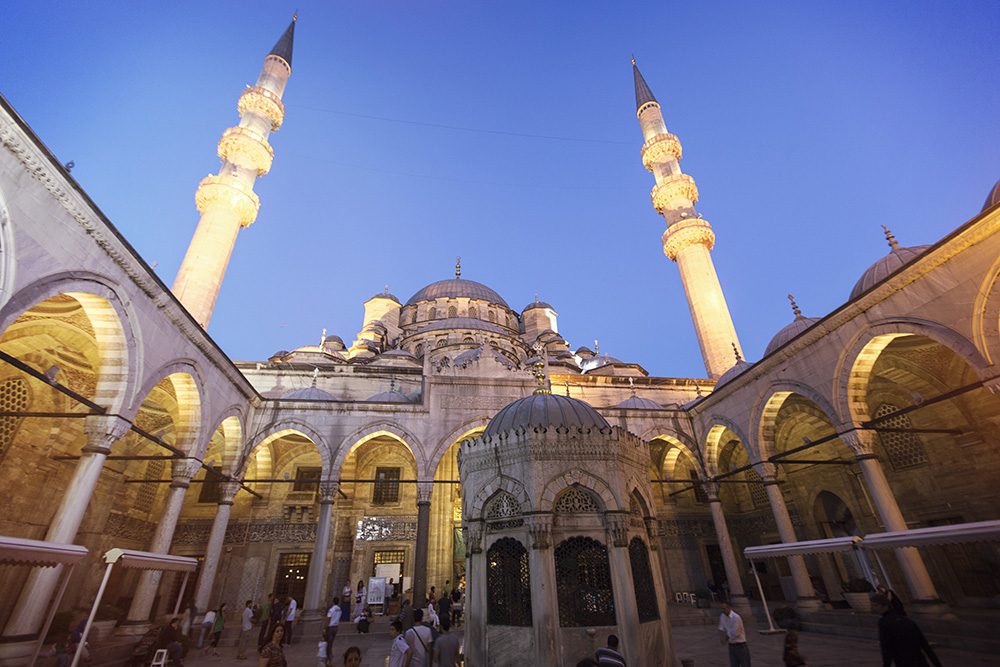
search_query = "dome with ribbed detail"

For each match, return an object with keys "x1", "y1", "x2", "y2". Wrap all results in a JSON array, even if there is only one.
[
  {"x1": 406, "y1": 278, "x2": 509, "y2": 308},
  {"x1": 850, "y1": 244, "x2": 931, "y2": 300},
  {"x1": 283, "y1": 386, "x2": 336, "y2": 400},
  {"x1": 715, "y1": 359, "x2": 751, "y2": 388},
  {"x1": 483, "y1": 393, "x2": 609, "y2": 437},
  {"x1": 765, "y1": 316, "x2": 820, "y2": 356},
  {"x1": 616, "y1": 396, "x2": 663, "y2": 410}
]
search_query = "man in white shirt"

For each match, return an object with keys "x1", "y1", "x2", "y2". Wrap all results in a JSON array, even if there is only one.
[
  {"x1": 718, "y1": 601, "x2": 750, "y2": 667},
  {"x1": 383, "y1": 578, "x2": 395, "y2": 615},
  {"x1": 402, "y1": 608, "x2": 434, "y2": 667},
  {"x1": 236, "y1": 599, "x2": 255, "y2": 659},
  {"x1": 325, "y1": 596, "x2": 343, "y2": 660},
  {"x1": 283, "y1": 597, "x2": 297, "y2": 647},
  {"x1": 388, "y1": 620, "x2": 412, "y2": 667}
]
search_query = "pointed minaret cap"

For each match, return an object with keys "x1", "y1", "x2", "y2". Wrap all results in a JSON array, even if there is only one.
[
  {"x1": 270, "y1": 15, "x2": 297, "y2": 67},
  {"x1": 632, "y1": 58, "x2": 658, "y2": 111}
]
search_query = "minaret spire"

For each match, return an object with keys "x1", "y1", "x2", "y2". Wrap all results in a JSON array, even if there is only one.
[
  {"x1": 633, "y1": 59, "x2": 742, "y2": 379},
  {"x1": 171, "y1": 20, "x2": 295, "y2": 328}
]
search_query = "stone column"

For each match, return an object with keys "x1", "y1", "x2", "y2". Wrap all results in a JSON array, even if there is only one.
[
  {"x1": 604, "y1": 513, "x2": 642, "y2": 667},
  {"x1": 463, "y1": 522, "x2": 486, "y2": 667},
  {"x1": 644, "y1": 517, "x2": 681, "y2": 667},
  {"x1": 705, "y1": 483, "x2": 752, "y2": 616},
  {"x1": 192, "y1": 481, "x2": 240, "y2": 615},
  {"x1": 844, "y1": 432, "x2": 947, "y2": 614},
  {"x1": 412, "y1": 482, "x2": 433, "y2": 607},
  {"x1": 303, "y1": 482, "x2": 338, "y2": 619},
  {"x1": 758, "y1": 463, "x2": 821, "y2": 611},
  {"x1": 121, "y1": 459, "x2": 200, "y2": 633},
  {"x1": 526, "y1": 513, "x2": 559, "y2": 667},
  {"x1": 1, "y1": 415, "x2": 131, "y2": 641}
]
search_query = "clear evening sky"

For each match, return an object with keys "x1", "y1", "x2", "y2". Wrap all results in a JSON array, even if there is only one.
[{"x1": 3, "y1": 1, "x2": 998, "y2": 380}]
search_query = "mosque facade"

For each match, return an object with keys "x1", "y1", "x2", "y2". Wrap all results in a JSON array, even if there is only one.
[{"x1": 1, "y1": 17, "x2": 999, "y2": 667}]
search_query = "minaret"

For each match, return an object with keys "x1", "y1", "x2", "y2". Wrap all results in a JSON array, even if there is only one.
[
  {"x1": 633, "y1": 59, "x2": 742, "y2": 379},
  {"x1": 172, "y1": 17, "x2": 296, "y2": 327}
]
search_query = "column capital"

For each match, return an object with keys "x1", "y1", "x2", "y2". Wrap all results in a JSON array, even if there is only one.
[
  {"x1": 525, "y1": 513, "x2": 553, "y2": 550},
  {"x1": 703, "y1": 480, "x2": 721, "y2": 503},
  {"x1": 218, "y1": 481, "x2": 240, "y2": 505},
  {"x1": 603, "y1": 511, "x2": 629, "y2": 548},
  {"x1": 83, "y1": 414, "x2": 131, "y2": 453},
  {"x1": 318, "y1": 481, "x2": 339, "y2": 504},
  {"x1": 756, "y1": 461, "x2": 779, "y2": 484},
  {"x1": 841, "y1": 429, "x2": 878, "y2": 457},
  {"x1": 643, "y1": 517, "x2": 660, "y2": 550},
  {"x1": 170, "y1": 459, "x2": 201, "y2": 488},
  {"x1": 416, "y1": 481, "x2": 433, "y2": 505},
  {"x1": 464, "y1": 521, "x2": 484, "y2": 554}
]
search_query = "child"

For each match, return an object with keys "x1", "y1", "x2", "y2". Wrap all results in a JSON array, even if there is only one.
[
  {"x1": 783, "y1": 621, "x2": 806, "y2": 667},
  {"x1": 317, "y1": 629, "x2": 330, "y2": 667}
]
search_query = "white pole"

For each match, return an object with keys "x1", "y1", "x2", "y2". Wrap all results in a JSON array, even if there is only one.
[
  {"x1": 872, "y1": 551, "x2": 893, "y2": 590},
  {"x1": 70, "y1": 560, "x2": 115, "y2": 667},
  {"x1": 173, "y1": 572, "x2": 190, "y2": 616},
  {"x1": 29, "y1": 564, "x2": 76, "y2": 667},
  {"x1": 750, "y1": 560, "x2": 777, "y2": 632}
]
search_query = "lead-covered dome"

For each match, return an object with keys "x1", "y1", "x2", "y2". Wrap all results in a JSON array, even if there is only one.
[
  {"x1": 765, "y1": 316, "x2": 820, "y2": 356},
  {"x1": 406, "y1": 278, "x2": 509, "y2": 308},
  {"x1": 983, "y1": 178, "x2": 1000, "y2": 213},
  {"x1": 282, "y1": 386, "x2": 337, "y2": 400},
  {"x1": 616, "y1": 396, "x2": 663, "y2": 410},
  {"x1": 483, "y1": 393, "x2": 609, "y2": 437},
  {"x1": 850, "y1": 228, "x2": 930, "y2": 300}
]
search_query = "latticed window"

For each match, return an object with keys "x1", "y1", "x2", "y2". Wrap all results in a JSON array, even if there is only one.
[
  {"x1": 273, "y1": 552, "x2": 310, "y2": 600},
  {"x1": 690, "y1": 471, "x2": 709, "y2": 503},
  {"x1": 428, "y1": 307, "x2": 437, "y2": 320},
  {"x1": 0, "y1": 377, "x2": 29, "y2": 465},
  {"x1": 555, "y1": 536, "x2": 615, "y2": 627},
  {"x1": 874, "y1": 403, "x2": 929, "y2": 469},
  {"x1": 554, "y1": 487, "x2": 600, "y2": 513},
  {"x1": 373, "y1": 467, "x2": 401, "y2": 504},
  {"x1": 137, "y1": 459, "x2": 164, "y2": 512},
  {"x1": 488, "y1": 311, "x2": 496, "y2": 323},
  {"x1": 293, "y1": 466, "x2": 321, "y2": 493},
  {"x1": 629, "y1": 537, "x2": 659, "y2": 622},
  {"x1": 198, "y1": 465, "x2": 222, "y2": 503},
  {"x1": 468, "y1": 307, "x2": 478, "y2": 319},
  {"x1": 745, "y1": 468, "x2": 768, "y2": 508},
  {"x1": 485, "y1": 492, "x2": 524, "y2": 531},
  {"x1": 486, "y1": 537, "x2": 532, "y2": 626},
  {"x1": 411, "y1": 310, "x2": 418, "y2": 324},
  {"x1": 448, "y1": 306, "x2": 458, "y2": 318}
]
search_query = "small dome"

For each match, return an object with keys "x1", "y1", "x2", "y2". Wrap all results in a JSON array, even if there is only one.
[
  {"x1": 764, "y1": 316, "x2": 821, "y2": 356},
  {"x1": 715, "y1": 359, "x2": 751, "y2": 388},
  {"x1": 616, "y1": 396, "x2": 663, "y2": 410},
  {"x1": 582, "y1": 356, "x2": 624, "y2": 372},
  {"x1": 983, "y1": 178, "x2": 1000, "y2": 212},
  {"x1": 367, "y1": 390, "x2": 412, "y2": 403},
  {"x1": 418, "y1": 318, "x2": 507, "y2": 334},
  {"x1": 850, "y1": 229, "x2": 931, "y2": 300},
  {"x1": 269, "y1": 350, "x2": 291, "y2": 361},
  {"x1": 282, "y1": 386, "x2": 337, "y2": 401},
  {"x1": 575, "y1": 346, "x2": 595, "y2": 357},
  {"x1": 406, "y1": 278, "x2": 509, "y2": 308},
  {"x1": 370, "y1": 291, "x2": 400, "y2": 303},
  {"x1": 379, "y1": 349, "x2": 418, "y2": 359},
  {"x1": 483, "y1": 393, "x2": 609, "y2": 437},
  {"x1": 523, "y1": 301, "x2": 553, "y2": 311}
]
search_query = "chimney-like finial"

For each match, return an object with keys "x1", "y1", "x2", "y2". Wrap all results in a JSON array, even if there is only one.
[
  {"x1": 733, "y1": 342, "x2": 742, "y2": 363},
  {"x1": 594, "y1": 339, "x2": 599, "y2": 355},
  {"x1": 390, "y1": 376, "x2": 396, "y2": 393},
  {"x1": 320, "y1": 327, "x2": 327, "y2": 347},
  {"x1": 881, "y1": 225, "x2": 900, "y2": 251},
  {"x1": 456, "y1": 256, "x2": 461, "y2": 278},
  {"x1": 531, "y1": 340, "x2": 551, "y2": 395},
  {"x1": 788, "y1": 294, "x2": 802, "y2": 319},
  {"x1": 311, "y1": 367, "x2": 319, "y2": 386},
  {"x1": 293, "y1": 11, "x2": 298, "y2": 21}
]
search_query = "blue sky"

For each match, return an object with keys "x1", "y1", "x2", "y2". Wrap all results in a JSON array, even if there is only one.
[{"x1": 3, "y1": 1, "x2": 998, "y2": 379}]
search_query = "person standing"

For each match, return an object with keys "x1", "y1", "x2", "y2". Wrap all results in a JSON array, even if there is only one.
[
  {"x1": 258, "y1": 624, "x2": 285, "y2": 667},
  {"x1": 398, "y1": 599, "x2": 414, "y2": 632},
  {"x1": 283, "y1": 596, "x2": 297, "y2": 647},
  {"x1": 204, "y1": 602, "x2": 227, "y2": 657},
  {"x1": 342, "y1": 582, "x2": 352, "y2": 621},
  {"x1": 718, "y1": 601, "x2": 750, "y2": 667},
  {"x1": 388, "y1": 620, "x2": 412, "y2": 667},
  {"x1": 873, "y1": 594, "x2": 942, "y2": 667},
  {"x1": 198, "y1": 608, "x2": 216, "y2": 648},
  {"x1": 257, "y1": 595, "x2": 273, "y2": 650},
  {"x1": 433, "y1": 617, "x2": 461, "y2": 667},
  {"x1": 595, "y1": 634, "x2": 626, "y2": 666},
  {"x1": 356, "y1": 580, "x2": 367, "y2": 608},
  {"x1": 402, "y1": 608, "x2": 433, "y2": 667},
  {"x1": 316, "y1": 629, "x2": 329, "y2": 667},
  {"x1": 326, "y1": 596, "x2": 343, "y2": 661},
  {"x1": 237, "y1": 599, "x2": 255, "y2": 660},
  {"x1": 383, "y1": 578, "x2": 395, "y2": 615}
]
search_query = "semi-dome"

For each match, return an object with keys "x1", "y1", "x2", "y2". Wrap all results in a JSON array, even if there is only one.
[
  {"x1": 616, "y1": 396, "x2": 663, "y2": 410},
  {"x1": 850, "y1": 228, "x2": 930, "y2": 300},
  {"x1": 483, "y1": 393, "x2": 609, "y2": 437},
  {"x1": 282, "y1": 386, "x2": 337, "y2": 401},
  {"x1": 405, "y1": 278, "x2": 509, "y2": 308},
  {"x1": 983, "y1": 178, "x2": 1000, "y2": 212}
]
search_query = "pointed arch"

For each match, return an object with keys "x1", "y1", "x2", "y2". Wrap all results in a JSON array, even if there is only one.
[
  {"x1": 702, "y1": 418, "x2": 750, "y2": 477},
  {"x1": 753, "y1": 381, "x2": 844, "y2": 460},
  {"x1": 430, "y1": 417, "x2": 490, "y2": 470},
  {"x1": 539, "y1": 469, "x2": 619, "y2": 512},
  {"x1": 242, "y1": 420, "x2": 331, "y2": 478},
  {"x1": 334, "y1": 421, "x2": 424, "y2": 478},
  {"x1": 132, "y1": 362, "x2": 204, "y2": 455},
  {"x1": 470, "y1": 477, "x2": 531, "y2": 519}
]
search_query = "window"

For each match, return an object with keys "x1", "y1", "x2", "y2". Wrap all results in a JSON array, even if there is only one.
[
  {"x1": 690, "y1": 470, "x2": 708, "y2": 503},
  {"x1": 745, "y1": 468, "x2": 768, "y2": 508},
  {"x1": 373, "y1": 467, "x2": 401, "y2": 504},
  {"x1": 273, "y1": 552, "x2": 310, "y2": 601},
  {"x1": 554, "y1": 487, "x2": 599, "y2": 513},
  {"x1": 428, "y1": 307, "x2": 437, "y2": 320},
  {"x1": 487, "y1": 537, "x2": 532, "y2": 626},
  {"x1": 874, "y1": 403, "x2": 930, "y2": 469},
  {"x1": 488, "y1": 311, "x2": 495, "y2": 323},
  {"x1": 198, "y1": 465, "x2": 222, "y2": 503},
  {"x1": 293, "y1": 467, "x2": 321, "y2": 493},
  {"x1": 555, "y1": 536, "x2": 615, "y2": 627},
  {"x1": 468, "y1": 307, "x2": 478, "y2": 319},
  {"x1": 138, "y1": 459, "x2": 165, "y2": 511},
  {"x1": 448, "y1": 306, "x2": 458, "y2": 318},
  {"x1": 0, "y1": 377, "x2": 29, "y2": 465},
  {"x1": 629, "y1": 537, "x2": 659, "y2": 622}
]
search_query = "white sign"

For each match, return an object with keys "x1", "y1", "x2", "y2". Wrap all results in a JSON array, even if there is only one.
[{"x1": 367, "y1": 577, "x2": 386, "y2": 606}]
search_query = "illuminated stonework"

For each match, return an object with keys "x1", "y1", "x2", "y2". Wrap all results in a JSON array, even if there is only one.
[
  {"x1": 217, "y1": 126, "x2": 274, "y2": 175},
  {"x1": 238, "y1": 86, "x2": 285, "y2": 130},
  {"x1": 195, "y1": 175, "x2": 261, "y2": 227},
  {"x1": 651, "y1": 173, "x2": 699, "y2": 212},
  {"x1": 661, "y1": 218, "x2": 715, "y2": 260},
  {"x1": 641, "y1": 132, "x2": 682, "y2": 171}
]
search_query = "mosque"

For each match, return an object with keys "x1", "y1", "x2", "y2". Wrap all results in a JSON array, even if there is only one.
[{"x1": 1, "y1": 16, "x2": 999, "y2": 667}]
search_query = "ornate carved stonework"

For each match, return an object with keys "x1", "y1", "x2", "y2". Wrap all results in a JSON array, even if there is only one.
[
  {"x1": 84, "y1": 415, "x2": 132, "y2": 452},
  {"x1": 651, "y1": 173, "x2": 699, "y2": 212},
  {"x1": 662, "y1": 219, "x2": 716, "y2": 260},
  {"x1": 173, "y1": 518, "x2": 318, "y2": 545},
  {"x1": 195, "y1": 175, "x2": 260, "y2": 227},
  {"x1": 354, "y1": 516, "x2": 418, "y2": 543},
  {"x1": 641, "y1": 132, "x2": 682, "y2": 171},
  {"x1": 105, "y1": 513, "x2": 156, "y2": 543},
  {"x1": 464, "y1": 521, "x2": 484, "y2": 554},
  {"x1": 218, "y1": 126, "x2": 274, "y2": 175},
  {"x1": 526, "y1": 513, "x2": 552, "y2": 550},
  {"x1": 238, "y1": 86, "x2": 285, "y2": 130},
  {"x1": 603, "y1": 512, "x2": 629, "y2": 547},
  {"x1": 318, "y1": 481, "x2": 339, "y2": 504}
]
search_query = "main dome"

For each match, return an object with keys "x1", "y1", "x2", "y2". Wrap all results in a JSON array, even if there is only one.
[
  {"x1": 405, "y1": 278, "x2": 509, "y2": 308},
  {"x1": 483, "y1": 393, "x2": 609, "y2": 437}
]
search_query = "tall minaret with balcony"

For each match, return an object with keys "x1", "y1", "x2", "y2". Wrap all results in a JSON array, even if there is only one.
[
  {"x1": 172, "y1": 17, "x2": 296, "y2": 327},
  {"x1": 633, "y1": 59, "x2": 742, "y2": 379}
]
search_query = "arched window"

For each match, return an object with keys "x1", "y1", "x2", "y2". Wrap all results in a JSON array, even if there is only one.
[
  {"x1": 745, "y1": 468, "x2": 768, "y2": 508},
  {"x1": 428, "y1": 307, "x2": 437, "y2": 320},
  {"x1": 415, "y1": 343, "x2": 424, "y2": 358},
  {"x1": 554, "y1": 487, "x2": 600, "y2": 513},
  {"x1": 629, "y1": 537, "x2": 659, "y2": 622},
  {"x1": 555, "y1": 536, "x2": 615, "y2": 626},
  {"x1": 0, "y1": 377, "x2": 29, "y2": 465},
  {"x1": 874, "y1": 403, "x2": 930, "y2": 469},
  {"x1": 448, "y1": 306, "x2": 458, "y2": 318},
  {"x1": 488, "y1": 310, "x2": 496, "y2": 323},
  {"x1": 487, "y1": 537, "x2": 532, "y2": 626},
  {"x1": 485, "y1": 492, "x2": 524, "y2": 531},
  {"x1": 468, "y1": 307, "x2": 478, "y2": 319},
  {"x1": 463, "y1": 336, "x2": 475, "y2": 345},
  {"x1": 411, "y1": 310, "x2": 418, "y2": 324}
]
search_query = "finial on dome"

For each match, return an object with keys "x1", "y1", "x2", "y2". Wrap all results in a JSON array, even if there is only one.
[
  {"x1": 320, "y1": 327, "x2": 327, "y2": 347},
  {"x1": 565, "y1": 380, "x2": 570, "y2": 397},
  {"x1": 788, "y1": 294, "x2": 802, "y2": 319},
  {"x1": 696, "y1": 384, "x2": 703, "y2": 398},
  {"x1": 531, "y1": 340, "x2": 551, "y2": 395},
  {"x1": 594, "y1": 339, "x2": 599, "y2": 355},
  {"x1": 312, "y1": 367, "x2": 318, "y2": 386},
  {"x1": 384, "y1": 285, "x2": 389, "y2": 294},
  {"x1": 390, "y1": 376, "x2": 396, "y2": 393},
  {"x1": 629, "y1": 377, "x2": 636, "y2": 397},
  {"x1": 535, "y1": 293, "x2": 539, "y2": 303},
  {"x1": 733, "y1": 342, "x2": 742, "y2": 363},
  {"x1": 293, "y1": 11, "x2": 298, "y2": 21},
  {"x1": 881, "y1": 225, "x2": 900, "y2": 251},
  {"x1": 631, "y1": 54, "x2": 636, "y2": 66},
  {"x1": 455, "y1": 256, "x2": 461, "y2": 278}
]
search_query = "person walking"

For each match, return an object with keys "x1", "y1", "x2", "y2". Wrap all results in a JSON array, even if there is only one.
[
  {"x1": 326, "y1": 596, "x2": 343, "y2": 661},
  {"x1": 388, "y1": 620, "x2": 412, "y2": 667},
  {"x1": 257, "y1": 624, "x2": 285, "y2": 667},
  {"x1": 257, "y1": 595, "x2": 273, "y2": 650},
  {"x1": 718, "y1": 601, "x2": 750, "y2": 667},
  {"x1": 398, "y1": 599, "x2": 414, "y2": 632},
  {"x1": 237, "y1": 599, "x2": 255, "y2": 660},
  {"x1": 204, "y1": 602, "x2": 227, "y2": 657},
  {"x1": 595, "y1": 634, "x2": 626, "y2": 666},
  {"x1": 433, "y1": 617, "x2": 461, "y2": 667},
  {"x1": 198, "y1": 608, "x2": 216, "y2": 648},
  {"x1": 874, "y1": 594, "x2": 942, "y2": 667},
  {"x1": 316, "y1": 629, "x2": 329, "y2": 667},
  {"x1": 283, "y1": 596, "x2": 297, "y2": 647},
  {"x1": 402, "y1": 608, "x2": 433, "y2": 667}
]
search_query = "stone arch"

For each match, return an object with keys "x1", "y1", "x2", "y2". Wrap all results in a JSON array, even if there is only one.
[
  {"x1": 334, "y1": 421, "x2": 424, "y2": 478},
  {"x1": 626, "y1": 479, "x2": 654, "y2": 518},
  {"x1": 471, "y1": 477, "x2": 532, "y2": 519},
  {"x1": 754, "y1": 381, "x2": 845, "y2": 460},
  {"x1": 972, "y1": 255, "x2": 1000, "y2": 367},
  {"x1": 702, "y1": 418, "x2": 750, "y2": 477},
  {"x1": 644, "y1": 429, "x2": 703, "y2": 478},
  {"x1": 132, "y1": 363, "x2": 204, "y2": 455},
  {"x1": 837, "y1": 319, "x2": 991, "y2": 427},
  {"x1": 202, "y1": 414, "x2": 243, "y2": 475},
  {"x1": 430, "y1": 417, "x2": 491, "y2": 468},
  {"x1": 242, "y1": 420, "x2": 332, "y2": 479},
  {"x1": 0, "y1": 274, "x2": 136, "y2": 413},
  {"x1": 539, "y1": 470, "x2": 619, "y2": 512},
  {"x1": 0, "y1": 185, "x2": 16, "y2": 311}
]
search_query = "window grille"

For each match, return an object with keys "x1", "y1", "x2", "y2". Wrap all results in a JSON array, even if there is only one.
[
  {"x1": 428, "y1": 307, "x2": 437, "y2": 320},
  {"x1": 468, "y1": 307, "x2": 478, "y2": 319},
  {"x1": 137, "y1": 459, "x2": 164, "y2": 512},
  {"x1": 411, "y1": 310, "x2": 418, "y2": 324},
  {"x1": 273, "y1": 552, "x2": 310, "y2": 600},
  {"x1": 874, "y1": 403, "x2": 930, "y2": 469},
  {"x1": 373, "y1": 467, "x2": 401, "y2": 504},
  {"x1": 555, "y1": 536, "x2": 615, "y2": 627},
  {"x1": 690, "y1": 470, "x2": 709, "y2": 503},
  {"x1": 745, "y1": 468, "x2": 768, "y2": 508},
  {"x1": 448, "y1": 306, "x2": 458, "y2": 318},
  {"x1": 0, "y1": 377, "x2": 29, "y2": 465},
  {"x1": 554, "y1": 487, "x2": 599, "y2": 513},
  {"x1": 485, "y1": 492, "x2": 524, "y2": 531},
  {"x1": 486, "y1": 537, "x2": 532, "y2": 626},
  {"x1": 629, "y1": 537, "x2": 659, "y2": 622}
]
